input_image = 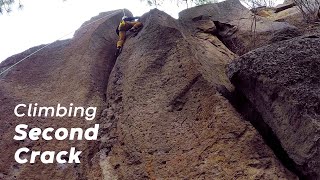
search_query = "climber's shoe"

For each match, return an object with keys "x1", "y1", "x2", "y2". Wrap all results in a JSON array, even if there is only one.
[{"x1": 115, "y1": 47, "x2": 122, "y2": 56}]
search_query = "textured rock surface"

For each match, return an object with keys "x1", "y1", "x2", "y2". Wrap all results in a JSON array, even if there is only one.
[
  {"x1": 228, "y1": 35, "x2": 320, "y2": 178},
  {"x1": 179, "y1": 0, "x2": 298, "y2": 55},
  {"x1": 96, "y1": 9, "x2": 296, "y2": 179},
  {"x1": 0, "y1": 7, "x2": 298, "y2": 180},
  {"x1": 0, "y1": 10, "x2": 131, "y2": 179}
]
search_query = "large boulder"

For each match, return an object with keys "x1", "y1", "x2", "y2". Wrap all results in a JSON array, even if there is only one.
[
  {"x1": 97, "y1": 9, "x2": 296, "y2": 179},
  {"x1": 228, "y1": 35, "x2": 320, "y2": 178},
  {"x1": 179, "y1": 0, "x2": 249, "y2": 23},
  {"x1": 179, "y1": 0, "x2": 299, "y2": 55},
  {"x1": 273, "y1": 6, "x2": 303, "y2": 24}
]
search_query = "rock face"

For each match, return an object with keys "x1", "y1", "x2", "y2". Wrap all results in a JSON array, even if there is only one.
[
  {"x1": 228, "y1": 35, "x2": 320, "y2": 178},
  {"x1": 0, "y1": 10, "x2": 131, "y2": 179},
  {"x1": 97, "y1": 9, "x2": 296, "y2": 179},
  {"x1": 179, "y1": 0, "x2": 299, "y2": 55},
  {"x1": 0, "y1": 6, "x2": 298, "y2": 180}
]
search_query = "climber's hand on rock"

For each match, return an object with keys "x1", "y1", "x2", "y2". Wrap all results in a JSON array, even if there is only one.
[{"x1": 129, "y1": 28, "x2": 137, "y2": 32}]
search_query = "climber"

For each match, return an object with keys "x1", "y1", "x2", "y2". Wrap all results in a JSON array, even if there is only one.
[{"x1": 115, "y1": 16, "x2": 143, "y2": 56}]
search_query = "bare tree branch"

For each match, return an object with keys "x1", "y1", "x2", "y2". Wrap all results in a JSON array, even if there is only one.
[{"x1": 292, "y1": 0, "x2": 320, "y2": 22}]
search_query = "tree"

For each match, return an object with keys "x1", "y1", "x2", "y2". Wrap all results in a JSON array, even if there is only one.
[
  {"x1": 292, "y1": 0, "x2": 320, "y2": 22},
  {"x1": 0, "y1": 0, "x2": 23, "y2": 14}
]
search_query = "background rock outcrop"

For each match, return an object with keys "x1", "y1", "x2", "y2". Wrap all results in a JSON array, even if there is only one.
[
  {"x1": 228, "y1": 35, "x2": 320, "y2": 179},
  {"x1": 179, "y1": 0, "x2": 299, "y2": 55}
]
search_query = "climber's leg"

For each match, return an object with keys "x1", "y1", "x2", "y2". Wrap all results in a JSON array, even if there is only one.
[
  {"x1": 116, "y1": 31, "x2": 126, "y2": 48},
  {"x1": 116, "y1": 31, "x2": 126, "y2": 56}
]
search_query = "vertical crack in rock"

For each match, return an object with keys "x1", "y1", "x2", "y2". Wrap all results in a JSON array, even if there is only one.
[
  {"x1": 220, "y1": 87, "x2": 306, "y2": 179},
  {"x1": 96, "y1": 8, "x2": 298, "y2": 179},
  {"x1": 227, "y1": 35, "x2": 320, "y2": 178}
]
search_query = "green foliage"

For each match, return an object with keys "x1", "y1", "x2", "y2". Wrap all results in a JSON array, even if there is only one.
[
  {"x1": 0, "y1": 0, "x2": 14, "y2": 13},
  {"x1": 0, "y1": 0, "x2": 23, "y2": 14}
]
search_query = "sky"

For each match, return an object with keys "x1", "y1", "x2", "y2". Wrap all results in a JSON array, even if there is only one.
[{"x1": 0, "y1": 0, "x2": 284, "y2": 62}]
